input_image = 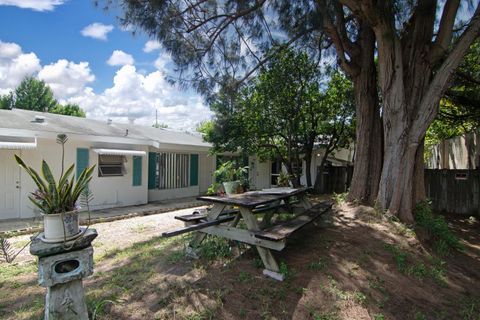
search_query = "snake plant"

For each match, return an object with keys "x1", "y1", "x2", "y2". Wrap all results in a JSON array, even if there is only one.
[{"x1": 14, "y1": 139, "x2": 95, "y2": 214}]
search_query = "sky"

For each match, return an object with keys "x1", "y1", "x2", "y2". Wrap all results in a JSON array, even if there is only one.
[{"x1": 0, "y1": 0, "x2": 212, "y2": 130}]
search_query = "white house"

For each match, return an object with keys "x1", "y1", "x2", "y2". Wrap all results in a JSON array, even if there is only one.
[{"x1": 0, "y1": 109, "x2": 353, "y2": 221}]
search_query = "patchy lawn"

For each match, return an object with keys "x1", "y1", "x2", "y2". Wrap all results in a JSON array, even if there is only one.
[{"x1": 1, "y1": 199, "x2": 479, "y2": 320}]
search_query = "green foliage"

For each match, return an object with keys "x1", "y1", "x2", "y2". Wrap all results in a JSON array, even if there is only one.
[
  {"x1": 196, "y1": 120, "x2": 214, "y2": 134},
  {"x1": 0, "y1": 92, "x2": 14, "y2": 109},
  {"x1": 14, "y1": 76, "x2": 57, "y2": 112},
  {"x1": 213, "y1": 160, "x2": 248, "y2": 182},
  {"x1": 50, "y1": 103, "x2": 86, "y2": 117},
  {"x1": 205, "y1": 49, "x2": 354, "y2": 187},
  {"x1": 276, "y1": 171, "x2": 290, "y2": 187},
  {"x1": 414, "y1": 201, "x2": 463, "y2": 254},
  {"x1": 199, "y1": 236, "x2": 232, "y2": 261},
  {"x1": 332, "y1": 192, "x2": 348, "y2": 204},
  {"x1": 14, "y1": 134, "x2": 95, "y2": 214},
  {"x1": 425, "y1": 39, "x2": 480, "y2": 162}
]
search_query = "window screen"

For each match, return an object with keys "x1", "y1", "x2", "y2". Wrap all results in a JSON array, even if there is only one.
[{"x1": 98, "y1": 155, "x2": 126, "y2": 177}]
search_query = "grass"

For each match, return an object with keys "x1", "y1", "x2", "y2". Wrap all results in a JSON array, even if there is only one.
[
  {"x1": 308, "y1": 257, "x2": 330, "y2": 271},
  {"x1": 415, "y1": 201, "x2": 463, "y2": 255},
  {"x1": 383, "y1": 243, "x2": 447, "y2": 285},
  {"x1": 198, "y1": 235, "x2": 232, "y2": 261}
]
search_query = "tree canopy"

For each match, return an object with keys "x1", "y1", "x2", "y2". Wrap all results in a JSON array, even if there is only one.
[
  {"x1": 204, "y1": 49, "x2": 354, "y2": 187},
  {"x1": 0, "y1": 77, "x2": 87, "y2": 117},
  {"x1": 104, "y1": 0, "x2": 480, "y2": 222}
]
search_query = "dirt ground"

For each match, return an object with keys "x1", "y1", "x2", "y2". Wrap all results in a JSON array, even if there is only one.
[{"x1": 1, "y1": 199, "x2": 479, "y2": 320}]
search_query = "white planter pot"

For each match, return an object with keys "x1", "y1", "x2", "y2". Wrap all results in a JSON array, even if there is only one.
[
  {"x1": 42, "y1": 211, "x2": 80, "y2": 243},
  {"x1": 223, "y1": 181, "x2": 242, "y2": 195}
]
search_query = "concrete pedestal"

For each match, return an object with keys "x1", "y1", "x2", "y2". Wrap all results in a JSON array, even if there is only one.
[
  {"x1": 45, "y1": 279, "x2": 88, "y2": 320},
  {"x1": 30, "y1": 228, "x2": 97, "y2": 320}
]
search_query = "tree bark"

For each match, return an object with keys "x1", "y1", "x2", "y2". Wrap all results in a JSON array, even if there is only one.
[
  {"x1": 304, "y1": 148, "x2": 313, "y2": 187},
  {"x1": 346, "y1": 25, "x2": 383, "y2": 205}
]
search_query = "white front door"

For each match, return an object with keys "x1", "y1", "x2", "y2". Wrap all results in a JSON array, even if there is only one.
[{"x1": 0, "y1": 150, "x2": 21, "y2": 219}]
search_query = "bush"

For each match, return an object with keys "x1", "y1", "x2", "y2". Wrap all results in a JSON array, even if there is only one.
[{"x1": 414, "y1": 201, "x2": 463, "y2": 255}]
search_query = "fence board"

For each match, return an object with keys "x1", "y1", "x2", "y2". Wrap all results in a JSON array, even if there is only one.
[{"x1": 424, "y1": 169, "x2": 479, "y2": 215}]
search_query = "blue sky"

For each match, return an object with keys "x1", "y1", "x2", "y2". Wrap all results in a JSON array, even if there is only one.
[{"x1": 0, "y1": 0, "x2": 211, "y2": 129}]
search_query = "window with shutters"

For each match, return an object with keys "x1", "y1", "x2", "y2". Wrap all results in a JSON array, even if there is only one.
[
  {"x1": 154, "y1": 153, "x2": 190, "y2": 189},
  {"x1": 98, "y1": 155, "x2": 126, "y2": 177}
]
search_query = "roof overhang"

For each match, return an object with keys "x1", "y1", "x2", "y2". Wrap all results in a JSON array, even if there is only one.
[
  {"x1": 0, "y1": 136, "x2": 37, "y2": 150},
  {"x1": 92, "y1": 148, "x2": 146, "y2": 156}
]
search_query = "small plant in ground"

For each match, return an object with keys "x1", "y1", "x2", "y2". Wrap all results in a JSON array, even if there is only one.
[
  {"x1": 308, "y1": 257, "x2": 329, "y2": 270},
  {"x1": 383, "y1": 243, "x2": 408, "y2": 272},
  {"x1": 460, "y1": 296, "x2": 480, "y2": 320},
  {"x1": 199, "y1": 235, "x2": 232, "y2": 261},
  {"x1": 332, "y1": 192, "x2": 348, "y2": 204},
  {"x1": 279, "y1": 261, "x2": 290, "y2": 278},
  {"x1": 354, "y1": 291, "x2": 367, "y2": 305},
  {"x1": 313, "y1": 311, "x2": 339, "y2": 320},
  {"x1": 166, "y1": 250, "x2": 185, "y2": 264},
  {"x1": 252, "y1": 257, "x2": 263, "y2": 268},
  {"x1": 373, "y1": 314, "x2": 385, "y2": 320},
  {"x1": 415, "y1": 201, "x2": 463, "y2": 255},
  {"x1": 414, "y1": 311, "x2": 427, "y2": 320},
  {"x1": 237, "y1": 271, "x2": 252, "y2": 283}
]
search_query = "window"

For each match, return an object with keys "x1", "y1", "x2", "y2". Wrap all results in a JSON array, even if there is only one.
[
  {"x1": 271, "y1": 160, "x2": 282, "y2": 186},
  {"x1": 98, "y1": 155, "x2": 125, "y2": 177},
  {"x1": 156, "y1": 153, "x2": 190, "y2": 189}
]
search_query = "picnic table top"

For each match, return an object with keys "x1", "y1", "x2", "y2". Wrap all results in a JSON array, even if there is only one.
[{"x1": 197, "y1": 187, "x2": 310, "y2": 209}]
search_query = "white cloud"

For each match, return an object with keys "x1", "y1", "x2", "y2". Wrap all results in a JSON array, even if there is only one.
[
  {"x1": 107, "y1": 50, "x2": 134, "y2": 67},
  {"x1": 154, "y1": 52, "x2": 172, "y2": 71},
  {"x1": 80, "y1": 23, "x2": 114, "y2": 41},
  {"x1": 66, "y1": 65, "x2": 212, "y2": 130},
  {"x1": 0, "y1": 40, "x2": 211, "y2": 130},
  {"x1": 143, "y1": 40, "x2": 161, "y2": 53},
  {"x1": 0, "y1": 0, "x2": 65, "y2": 11},
  {"x1": 0, "y1": 41, "x2": 41, "y2": 95},
  {"x1": 38, "y1": 59, "x2": 95, "y2": 97}
]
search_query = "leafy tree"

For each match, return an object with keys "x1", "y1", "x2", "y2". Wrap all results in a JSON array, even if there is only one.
[
  {"x1": 206, "y1": 49, "x2": 354, "y2": 188},
  {"x1": 0, "y1": 92, "x2": 14, "y2": 109},
  {"x1": 50, "y1": 103, "x2": 86, "y2": 117},
  {"x1": 107, "y1": 0, "x2": 480, "y2": 222},
  {"x1": 196, "y1": 120, "x2": 214, "y2": 134},
  {"x1": 14, "y1": 77, "x2": 57, "y2": 112}
]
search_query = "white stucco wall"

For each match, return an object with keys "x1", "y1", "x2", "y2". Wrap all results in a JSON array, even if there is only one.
[{"x1": 5, "y1": 137, "x2": 148, "y2": 220}]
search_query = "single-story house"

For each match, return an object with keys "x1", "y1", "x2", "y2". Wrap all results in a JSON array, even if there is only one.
[{"x1": 0, "y1": 109, "x2": 353, "y2": 221}]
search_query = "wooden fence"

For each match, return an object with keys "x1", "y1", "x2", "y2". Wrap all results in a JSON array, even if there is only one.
[
  {"x1": 424, "y1": 169, "x2": 479, "y2": 215},
  {"x1": 316, "y1": 165, "x2": 353, "y2": 194},
  {"x1": 317, "y1": 167, "x2": 479, "y2": 215}
]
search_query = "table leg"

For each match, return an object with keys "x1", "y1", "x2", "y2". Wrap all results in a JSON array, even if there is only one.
[
  {"x1": 186, "y1": 204, "x2": 226, "y2": 258},
  {"x1": 239, "y1": 207, "x2": 284, "y2": 281},
  {"x1": 298, "y1": 193, "x2": 313, "y2": 210}
]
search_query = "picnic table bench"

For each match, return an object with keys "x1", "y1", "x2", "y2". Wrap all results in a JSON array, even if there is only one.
[{"x1": 162, "y1": 187, "x2": 332, "y2": 281}]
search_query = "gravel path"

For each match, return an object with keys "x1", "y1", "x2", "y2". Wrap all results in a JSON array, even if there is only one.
[{"x1": 6, "y1": 205, "x2": 207, "y2": 264}]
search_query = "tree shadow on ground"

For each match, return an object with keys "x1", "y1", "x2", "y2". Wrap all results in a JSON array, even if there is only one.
[{"x1": 1, "y1": 201, "x2": 479, "y2": 320}]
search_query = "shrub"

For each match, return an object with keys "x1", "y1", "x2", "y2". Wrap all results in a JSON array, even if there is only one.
[{"x1": 414, "y1": 201, "x2": 463, "y2": 255}]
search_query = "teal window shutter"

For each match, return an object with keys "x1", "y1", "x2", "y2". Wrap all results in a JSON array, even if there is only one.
[
  {"x1": 76, "y1": 148, "x2": 89, "y2": 180},
  {"x1": 190, "y1": 154, "x2": 199, "y2": 186},
  {"x1": 132, "y1": 156, "x2": 142, "y2": 186},
  {"x1": 148, "y1": 152, "x2": 157, "y2": 189}
]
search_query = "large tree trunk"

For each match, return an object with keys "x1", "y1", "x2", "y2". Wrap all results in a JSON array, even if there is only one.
[
  {"x1": 304, "y1": 148, "x2": 313, "y2": 187},
  {"x1": 346, "y1": 25, "x2": 383, "y2": 205},
  {"x1": 374, "y1": 1, "x2": 480, "y2": 223}
]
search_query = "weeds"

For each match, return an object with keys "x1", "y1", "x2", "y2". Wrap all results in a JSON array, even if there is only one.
[
  {"x1": 198, "y1": 235, "x2": 232, "y2": 261},
  {"x1": 415, "y1": 201, "x2": 463, "y2": 255},
  {"x1": 332, "y1": 192, "x2": 348, "y2": 204},
  {"x1": 308, "y1": 257, "x2": 329, "y2": 271},
  {"x1": 460, "y1": 296, "x2": 480, "y2": 320}
]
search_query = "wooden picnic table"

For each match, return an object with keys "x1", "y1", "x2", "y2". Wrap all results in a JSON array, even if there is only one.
[
  {"x1": 188, "y1": 188, "x2": 326, "y2": 281},
  {"x1": 163, "y1": 187, "x2": 332, "y2": 281}
]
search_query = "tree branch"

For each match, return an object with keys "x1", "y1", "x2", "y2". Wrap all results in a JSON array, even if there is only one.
[{"x1": 430, "y1": 0, "x2": 461, "y2": 64}]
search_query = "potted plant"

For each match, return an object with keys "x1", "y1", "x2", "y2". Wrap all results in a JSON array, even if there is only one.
[
  {"x1": 213, "y1": 161, "x2": 248, "y2": 195},
  {"x1": 14, "y1": 134, "x2": 95, "y2": 243}
]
